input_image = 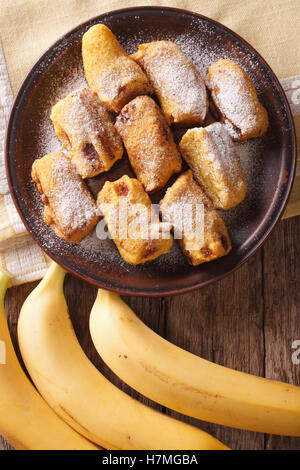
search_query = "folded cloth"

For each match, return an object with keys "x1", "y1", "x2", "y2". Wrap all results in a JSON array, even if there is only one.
[
  {"x1": 0, "y1": 0, "x2": 299, "y2": 284},
  {"x1": 0, "y1": 41, "x2": 13, "y2": 195},
  {"x1": 0, "y1": 40, "x2": 49, "y2": 284},
  {"x1": 0, "y1": 194, "x2": 26, "y2": 249},
  {"x1": 0, "y1": 235, "x2": 50, "y2": 285}
]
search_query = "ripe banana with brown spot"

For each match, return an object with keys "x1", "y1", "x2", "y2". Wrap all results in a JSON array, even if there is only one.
[
  {"x1": 18, "y1": 262, "x2": 229, "y2": 450},
  {"x1": 0, "y1": 271, "x2": 99, "y2": 450},
  {"x1": 89, "y1": 289, "x2": 300, "y2": 436}
]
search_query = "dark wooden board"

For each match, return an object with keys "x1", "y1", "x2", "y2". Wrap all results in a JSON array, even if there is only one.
[{"x1": 1, "y1": 216, "x2": 300, "y2": 450}]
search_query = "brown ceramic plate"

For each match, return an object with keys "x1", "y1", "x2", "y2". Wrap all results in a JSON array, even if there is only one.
[{"x1": 6, "y1": 6, "x2": 296, "y2": 296}]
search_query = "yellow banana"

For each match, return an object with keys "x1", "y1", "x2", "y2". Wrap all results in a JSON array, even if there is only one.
[
  {"x1": 89, "y1": 289, "x2": 300, "y2": 436},
  {"x1": 17, "y1": 262, "x2": 228, "y2": 450},
  {"x1": 0, "y1": 271, "x2": 98, "y2": 450}
]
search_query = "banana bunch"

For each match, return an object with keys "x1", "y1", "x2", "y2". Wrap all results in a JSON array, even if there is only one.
[
  {"x1": 6, "y1": 261, "x2": 298, "y2": 451},
  {"x1": 89, "y1": 289, "x2": 300, "y2": 436},
  {"x1": 17, "y1": 262, "x2": 228, "y2": 450},
  {"x1": 0, "y1": 271, "x2": 98, "y2": 450}
]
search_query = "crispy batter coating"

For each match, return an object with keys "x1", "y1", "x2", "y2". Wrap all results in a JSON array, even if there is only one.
[
  {"x1": 31, "y1": 152, "x2": 99, "y2": 243},
  {"x1": 131, "y1": 41, "x2": 208, "y2": 126},
  {"x1": 160, "y1": 171, "x2": 231, "y2": 265},
  {"x1": 205, "y1": 59, "x2": 268, "y2": 141},
  {"x1": 97, "y1": 175, "x2": 173, "y2": 265},
  {"x1": 50, "y1": 88, "x2": 123, "y2": 178},
  {"x1": 115, "y1": 96, "x2": 182, "y2": 193},
  {"x1": 179, "y1": 123, "x2": 246, "y2": 210},
  {"x1": 82, "y1": 24, "x2": 151, "y2": 113}
]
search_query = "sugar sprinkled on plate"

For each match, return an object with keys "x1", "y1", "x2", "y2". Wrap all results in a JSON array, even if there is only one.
[{"x1": 31, "y1": 18, "x2": 271, "y2": 274}]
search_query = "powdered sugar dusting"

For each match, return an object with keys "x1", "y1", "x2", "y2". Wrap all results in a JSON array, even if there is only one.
[
  {"x1": 35, "y1": 62, "x2": 88, "y2": 158},
  {"x1": 58, "y1": 89, "x2": 108, "y2": 137},
  {"x1": 205, "y1": 60, "x2": 268, "y2": 139},
  {"x1": 27, "y1": 14, "x2": 279, "y2": 280},
  {"x1": 206, "y1": 122, "x2": 245, "y2": 189},
  {"x1": 120, "y1": 19, "x2": 269, "y2": 93},
  {"x1": 51, "y1": 155, "x2": 97, "y2": 231},
  {"x1": 133, "y1": 41, "x2": 207, "y2": 124},
  {"x1": 220, "y1": 137, "x2": 266, "y2": 241}
]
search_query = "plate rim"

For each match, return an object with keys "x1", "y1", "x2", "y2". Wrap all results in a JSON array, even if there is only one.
[{"x1": 5, "y1": 5, "x2": 297, "y2": 297}]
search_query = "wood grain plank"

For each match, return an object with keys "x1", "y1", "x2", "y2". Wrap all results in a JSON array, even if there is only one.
[
  {"x1": 262, "y1": 217, "x2": 300, "y2": 450},
  {"x1": 1, "y1": 217, "x2": 300, "y2": 450},
  {"x1": 165, "y1": 250, "x2": 265, "y2": 450}
]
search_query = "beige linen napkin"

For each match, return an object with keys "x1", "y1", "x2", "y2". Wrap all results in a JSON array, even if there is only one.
[
  {"x1": 0, "y1": 0, "x2": 299, "y2": 284},
  {"x1": 0, "y1": 40, "x2": 49, "y2": 283}
]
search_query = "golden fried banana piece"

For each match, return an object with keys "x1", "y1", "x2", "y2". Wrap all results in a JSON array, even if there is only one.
[
  {"x1": 82, "y1": 24, "x2": 151, "y2": 113},
  {"x1": 51, "y1": 88, "x2": 123, "y2": 178},
  {"x1": 131, "y1": 41, "x2": 208, "y2": 126},
  {"x1": 31, "y1": 152, "x2": 99, "y2": 243},
  {"x1": 160, "y1": 170, "x2": 231, "y2": 265},
  {"x1": 205, "y1": 59, "x2": 268, "y2": 141},
  {"x1": 179, "y1": 122, "x2": 246, "y2": 210},
  {"x1": 97, "y1": 175, "x2": 172, "y2": 265},
  {"x1": 115, "y1": 96, "x2": 182, "y2": 193}
]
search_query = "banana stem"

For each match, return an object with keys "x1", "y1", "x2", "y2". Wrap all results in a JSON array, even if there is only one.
[
  {"x1": 96, "y1": 289, "x2": 113, "y2": 302},
  {"x1": 37, "y1": 262, "x2": 66, "y2": 292},
  {"x1": 0, "y1": 273, "x2": 10, "y2": 303}
]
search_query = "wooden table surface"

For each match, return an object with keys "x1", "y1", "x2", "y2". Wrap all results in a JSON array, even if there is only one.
[{"x1": 1, "y1": 215, "x2": 300, "y2": 451}]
